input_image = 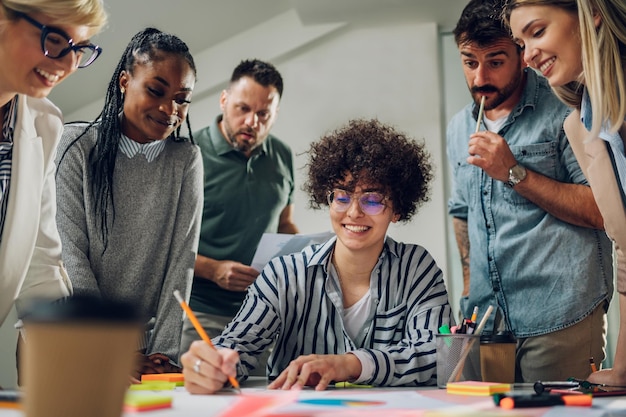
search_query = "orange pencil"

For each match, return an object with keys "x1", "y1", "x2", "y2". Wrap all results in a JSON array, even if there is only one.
[
  {"x1": 589, "y1": 357, "x2": 598, "y2": 373},
  {"x1": 173, "y1": 290, "x2": 241, "y2": 393}
]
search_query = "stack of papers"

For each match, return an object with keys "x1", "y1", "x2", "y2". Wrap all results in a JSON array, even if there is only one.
[
  {"x1": 140, "y1": 373, "x2": 184, "y2": 386},
  {"x1": 124, "y1": 392, "x2": 173, "y2": 412},
  {"x1": 446, "y1": 381, "x2": 511, "y2": 396}
]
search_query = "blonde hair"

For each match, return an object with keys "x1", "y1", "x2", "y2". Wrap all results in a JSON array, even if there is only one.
[
  {"x1": 503, "y1": 0, "x2": 625, "y2": 139},
  {"x1": 2, "y1": 0, "x2": 107, "y2": 34},
  {"x1": 580, "y1": 0, "x2": 626, "y2": 138}
]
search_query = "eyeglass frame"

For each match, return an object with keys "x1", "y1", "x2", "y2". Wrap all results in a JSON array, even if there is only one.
[
  {"x1": 327, "y1": 188, "x2": 389, "y2": 216},
  {"x1": 15, "y1": 11, "x2": 102, "y2": 68}
]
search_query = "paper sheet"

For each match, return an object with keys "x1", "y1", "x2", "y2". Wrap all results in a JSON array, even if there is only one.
[{"x1": 251, "y1": 232, "x2": 335, "y2": 271}]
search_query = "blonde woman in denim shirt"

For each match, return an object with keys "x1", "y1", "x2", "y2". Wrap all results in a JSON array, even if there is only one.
[{"x1": 507, "y1": 0, "x2": 626, "y2": 387}]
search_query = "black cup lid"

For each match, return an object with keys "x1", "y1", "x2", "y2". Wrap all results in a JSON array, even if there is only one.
[
  {"x1": 480, "y1": 330, "x2": 516, "y2": 343},
  {"x1": 22, "y1": 296, "x2": 143, "y2": 324}
]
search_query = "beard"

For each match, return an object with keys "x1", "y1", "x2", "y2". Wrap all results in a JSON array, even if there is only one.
[
  {"x1": 221, "y1": 114, "x2": 258, "y2": 155},
  {"x1": 470, "y1": 69, "x2": 524, "y2": 110}
]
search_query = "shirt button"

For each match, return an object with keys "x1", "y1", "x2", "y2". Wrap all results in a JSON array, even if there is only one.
[
  {"x1": 483, "y1": 191, "x2": 488, "y2": 195},
  {"x1": 493, "y1": 286, "x2": 500, "y2": 292}
]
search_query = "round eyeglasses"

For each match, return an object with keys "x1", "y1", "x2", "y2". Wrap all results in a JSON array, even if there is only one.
[
  {"x1": 327, "y1": 189, "x2": 388, "y2": 216},
  {"x1": 17, "y1": 12, "x2": 102, "y2": 68}
]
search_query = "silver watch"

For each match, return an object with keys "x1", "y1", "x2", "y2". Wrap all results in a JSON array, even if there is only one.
[{"x1": 506, "y1": 164, "x2": 527, "y2": 187}]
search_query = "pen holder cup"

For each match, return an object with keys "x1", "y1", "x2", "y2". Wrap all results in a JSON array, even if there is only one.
[
  {"x1": 436, "y1": 334, "x2": 482, "y2": 388},
  {"x1": 480, "y1": 331, "x2": 517, "y2": 383},
  {"x1": 20, "y1": 297, "x2": 143, "y2": 417}
]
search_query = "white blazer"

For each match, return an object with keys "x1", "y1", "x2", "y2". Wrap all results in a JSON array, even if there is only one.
[{"x1": 0, "y1": 94, "x2": 71, "y2": 325}]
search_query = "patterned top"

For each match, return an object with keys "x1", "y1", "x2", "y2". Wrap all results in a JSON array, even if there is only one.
[
  {"x1": 213, "y1": 236, "x2": 453, "y2": 386},
  {"x1": 0, "y1": 96, "x2": 18, "y2": 242}
]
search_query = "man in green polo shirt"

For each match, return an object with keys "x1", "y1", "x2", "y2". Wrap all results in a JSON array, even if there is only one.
[{"x1": 180, "y1": 60, "x2": 299, "y2": 372}]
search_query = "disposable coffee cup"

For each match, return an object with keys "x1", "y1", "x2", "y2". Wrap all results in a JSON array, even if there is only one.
[
  {"x1": 480, "y1": 331, "x2": 517, "y2": 383},
  {"x1": 20, "y1": 297, "x2": 143, "y2": 417},
  {"x1": 436, "y1": 334, "x2": 481, "y2": 388}
]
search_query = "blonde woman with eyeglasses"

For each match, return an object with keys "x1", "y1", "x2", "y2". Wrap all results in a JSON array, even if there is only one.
[
  {"x1": 0, "y1": 0, "x2": 106, "y2": 326},
  {"x1": 181, "y1": 119, "x2": 453, "y2": 394}
]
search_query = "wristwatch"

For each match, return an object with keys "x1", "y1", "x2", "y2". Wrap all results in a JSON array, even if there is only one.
[{"x1": 506, "y1": 164, "x2": 527, "y2": 187}]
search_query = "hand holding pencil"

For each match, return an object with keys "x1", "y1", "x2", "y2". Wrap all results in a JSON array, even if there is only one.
[{"x1": 174, "y1": 290, "x2": 241, "y2": 394}]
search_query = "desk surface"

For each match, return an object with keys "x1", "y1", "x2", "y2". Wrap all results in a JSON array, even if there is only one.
[{"x1": 1, "y1": 379, "x2": 626, "y2": 417}]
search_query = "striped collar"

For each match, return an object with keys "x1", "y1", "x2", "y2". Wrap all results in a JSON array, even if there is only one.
[{"x1": 118, "y1": 134, "x2": 167, "y2": 162}]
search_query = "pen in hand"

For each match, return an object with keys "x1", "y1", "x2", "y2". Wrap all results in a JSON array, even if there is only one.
[
  {"x1": 173, "y1": 290, "x2": 241, "y2": 393},
  {"x1": 475, "y1": 95, "x2": 486, "y2": 133}
]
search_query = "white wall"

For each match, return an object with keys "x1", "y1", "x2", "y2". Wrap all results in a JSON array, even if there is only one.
[
  {"x1": 0, "y1": 14, "x2": 453, "y2": 389},
  {"x1": 193, "y1": 22, "x2": 449, "y2": 279},
  {"x1": 68, "y1": 14, "x2": 451, "y2": 282}
]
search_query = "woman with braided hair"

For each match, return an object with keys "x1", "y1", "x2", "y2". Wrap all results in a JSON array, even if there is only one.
[{"x1": 55, "y1": 27, "x2": 203, "y2": 381}]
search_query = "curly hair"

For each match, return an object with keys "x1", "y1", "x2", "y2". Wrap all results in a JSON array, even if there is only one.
[{"x1": 304, "y1": 119, "x2": 433, "y2": 222}]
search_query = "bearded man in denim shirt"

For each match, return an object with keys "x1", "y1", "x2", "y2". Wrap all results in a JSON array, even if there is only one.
[{"x1": 447, "y1": 0, "x2": 613, "y2": 382}]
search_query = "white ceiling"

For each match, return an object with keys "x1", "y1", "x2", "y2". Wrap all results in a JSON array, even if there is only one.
[{"x1": 48, "y1": 0, "x2": 468, "y2": 116}]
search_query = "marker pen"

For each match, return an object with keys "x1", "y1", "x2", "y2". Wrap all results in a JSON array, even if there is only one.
[{"x1": 498, "y1": 393, "x2": 591, "y2": 409}]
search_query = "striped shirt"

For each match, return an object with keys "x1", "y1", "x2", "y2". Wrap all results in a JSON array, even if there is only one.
[
  {"x1": 0, "y1": 96, "x2": 18, "y2": 242},
  {"x1": 213, "y1": 236, "x2": 453, "y2": 387}
]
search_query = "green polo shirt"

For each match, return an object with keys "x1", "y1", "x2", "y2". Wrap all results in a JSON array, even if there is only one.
[{"x1": 189, "y1": 115, "x2": 295, "y2": 316}]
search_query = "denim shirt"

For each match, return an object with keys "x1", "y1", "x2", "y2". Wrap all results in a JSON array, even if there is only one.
[{"x1": 447, "y1": 69, "x2": 613, "y2": 337}]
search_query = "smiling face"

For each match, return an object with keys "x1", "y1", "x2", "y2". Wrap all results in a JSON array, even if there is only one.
[
  {"x1": 119, "y1": 52, "x2": 195, "y2": 143},
  {"x1": 330, "y1": 181, "x2": 399, "y2": 258},
  {"x1": 509, "y1": 5, "x2": 583, "y2": 87},
  {"x1": 219, "y1": 76, "x2": 280, "y2": 157},
  {"x1": 0, "y1": 12, "x2": 93, "y2": 103},
  {"x1": 459, "y1": 38, "x2": 526, "y2": 112}
]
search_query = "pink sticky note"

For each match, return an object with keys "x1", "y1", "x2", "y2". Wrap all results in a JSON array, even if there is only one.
[{"x1": 217, "y1": 391, "x2": 300, "y2": 417}]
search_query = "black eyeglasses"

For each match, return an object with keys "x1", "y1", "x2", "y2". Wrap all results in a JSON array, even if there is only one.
[{"x1": 16, "y1": 12, "x2": 102, "y2": 68}]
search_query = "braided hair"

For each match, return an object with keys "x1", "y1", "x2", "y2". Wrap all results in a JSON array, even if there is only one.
[{"x1": 59, "y1": 27, "x2": 197, "y2": 251}]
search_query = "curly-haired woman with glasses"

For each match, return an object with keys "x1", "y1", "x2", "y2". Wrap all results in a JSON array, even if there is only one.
[
  {"x1": 181, "y1": 118, "x2": 453, "y2": 393},
  {"x1": 0, "y1": 0, "x2": 106, "y2": 327}
]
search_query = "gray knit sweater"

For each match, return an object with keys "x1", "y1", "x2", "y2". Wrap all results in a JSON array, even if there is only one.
[{"x1": 55, "y1": 122, "x2": 203, "y2": 364}]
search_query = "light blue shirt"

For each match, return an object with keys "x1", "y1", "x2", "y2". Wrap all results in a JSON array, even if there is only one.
[
  {"x1": 447, "y1": 69, "x2": 613, "y2": 338},
  {"x1": 213, "y1": 236, "x2": 453, "y2": 387},
  {"x1": 580, "y1": 88, "x2": 626, "y2": 196}
]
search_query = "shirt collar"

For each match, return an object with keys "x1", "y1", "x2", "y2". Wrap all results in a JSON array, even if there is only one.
[
  {"x1": 118, "y1": 134, "x2": 167, "y2": 162},
  {"x1": 580, "y1": 88, "x2": 593, "y2": 131},
  {"x1": 309, "y1": 235, "x2": 399, "y2": 272},
  {"x1": 580, "y1": 87, "x2": 625, "y2": 151}
]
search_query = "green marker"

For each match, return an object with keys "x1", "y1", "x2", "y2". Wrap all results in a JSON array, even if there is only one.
[{"x1": 334, "y1": 381, "x2": 374, "y2": 388}]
